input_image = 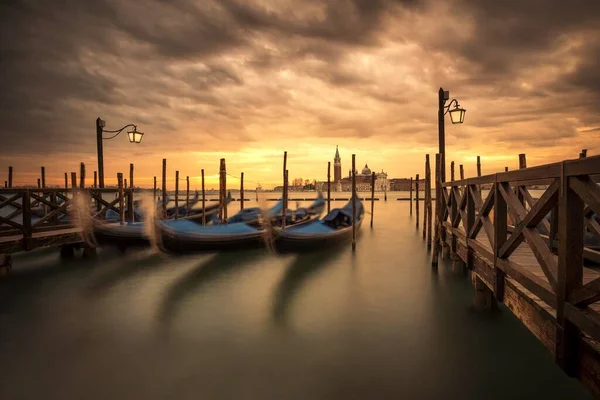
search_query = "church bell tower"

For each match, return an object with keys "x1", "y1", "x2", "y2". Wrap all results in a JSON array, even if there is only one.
[{"x1": 334, "y1": 145, "x2": 342, "y2": 183}]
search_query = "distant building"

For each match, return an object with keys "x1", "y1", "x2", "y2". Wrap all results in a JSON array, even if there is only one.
[{"x1": 389, "y1": 178, "x2": 425, "y2": 191}]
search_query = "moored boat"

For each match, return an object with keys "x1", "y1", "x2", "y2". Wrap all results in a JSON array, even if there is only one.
[{"x1": 272, "y1": 195, "x2": 364, "y2": 253}]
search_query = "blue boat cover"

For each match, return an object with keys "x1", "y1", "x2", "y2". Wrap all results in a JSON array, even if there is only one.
[
  {"x1": 162, "y1": 219, "x2": 259, "y2": 234},
  {"x1": 282, "y1": 220, "x2": 335, "y2": 234},
  {"x1": 323, "y1": 195, "x2": 363, "y2": 222}
]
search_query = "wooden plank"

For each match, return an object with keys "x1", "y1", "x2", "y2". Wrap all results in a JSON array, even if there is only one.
[
  {"x1": 0, "y1": 193, "x2": 21, "y2": 209},
  {"x1": 570, "y1": 277, "x2": 600, "y2": 307},
  {"x1": 497, "y1": 257, "x2": 557, "y2": 308},
  {"x1": 500, "y1": 181, "x2": 559, "y2": 258},
  {"x1": 565, "y1": 304, "x2": 600, "y2": 341},
  {"x1": 497, "y1": 162, "x2": 562, "y2": 183},
  {"x1": 570, "y1": 176, "x2": 600, "y2": 217},
  {"x1": 520, "y1": 186, "x2": 552, "y2": 234},
  {"x1": 564, "y1": 155, "x2": 600, "y2": 177},
  {"x1": 469, "y1": 238, "x2": 494, "y2": 264}
]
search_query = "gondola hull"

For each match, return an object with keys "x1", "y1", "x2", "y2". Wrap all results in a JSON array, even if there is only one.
[
  {"x1": 273, "y1": 218, "x2": 363, "y2": 253},
  {"x1": 158, "y1": 220, "x2": 267, "y2": 254},
  {"x1": 93, "y1": 222, "x2": 151, "y2": 249}
]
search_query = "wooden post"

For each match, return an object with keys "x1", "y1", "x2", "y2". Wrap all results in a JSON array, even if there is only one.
[
  {"x1": 409, "y1": 177, "x2": 413, "y2": 215},
  {"x1": 352, "y1": 154, "x2": 356, "y2": 252},
  {"x1": 64, "y1": 172, "x2": 68, "y2": 189},
  {"x1": 282, "y1": 151, "x2": 287, "y2": 230},
  {"x1": 284, "y1": 169, "x2": 289, "y2": 228},
  {"x1": 423, "y1": 155, "x2": 429, "y2": 241},
  {"x1": 80, "y1": 162, "x2": 85, "y2": 189},
  {"x1": 432, "y1": 154, "x2": 441, "y2": 267},
  {"x1": 186, "y1": 176, "x2": 190, "y2": 215},
  {"x1": 117, "y1": 173, "x2": 125, "y2": 224},
  {"x1": 41, "y1": 167, "x2": 46, "y2": 188},
  {"x1": 175, "y1": 170, "x2": 179, "y2": 219},
  {"x1": 427, "y1": 157, "x2": 433, "y2": 248},
  {"x1": 477, "y1": 155, "x2": 482, "y2": 193},
  {"x1": 327, "y1": 161, "x2": 331, "y2": 213},
  {"x1": 384, "y1": 181, "x2": 387, "y2": 201},
  {"x1": 255, "y1": 186, "x2": 258, "y2": 202},
  {"x1": 370, "y1": 171, "x2": 375, "y2": 228},
  {"x1": 223, "y1": 159, "x2": 227, "y2": 222},
  {"x1": 8, "y1": 166, "x2": 13, "y2": 188},
  {"x1": 153, "y1": 176, "x2": 157, "y2": 203},
  {"x1": 494, "y1": 179, "x2": 508, "y2": 301},
  {"x1": 460, "y1": 165, "x2": 464, "y2": 180},
  {"x1": 162, "y1": 158, "x2": 167, "y2": 219},
  {"x1": 124, "y1": 179, "x2": 127, "y2": 189},
  {"x1": 201, "y1": 169, "x2": 206, "y2": 226},
  {"x1": 555, "y1": 170, "x2": 584, "y2": 377},
  {"x1": 504, "y1": 167, "x2": 509, "y2": 172},
  {"x1": 37, "y1": 178, "x2": 41, "y2": 189},
  {"x1": 450, "y1": 161, "x2": 455, "y2": 181},
  {"x1": 127, "y1": 163, "x2": 134, "y2": 222},
  {"x1": 517, "y1": 153, "x2": 527, "y2": 208},
  {"x1": 94, "y1": 171, "x2": 97, "y2": 188},
  {"x1": 415, "y1": 174, "x2": 420, "y2": 228},
  {"x1": 580, "y1": 149, "x2": 588, "y2": 158},
  {"x1": 71, "y1": 172, "x2": 77, "y2": 189},
  {"x1": 240, "y1": 172, "x2": 244, "y2": 210}
]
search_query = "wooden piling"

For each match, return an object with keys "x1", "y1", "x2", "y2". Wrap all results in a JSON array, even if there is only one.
[
  {"x1": 476, "y1": 155, "x2": 481, "y2": 178},
  {"x1": 432, "y1": 153, "x2": 441, "y2": 267},
  {"x1": 370, "y1": 171, "x2": 375, "y2": 228},
  {"x1": 162, "y1": 159, "x2": 167, "y2": 219},
  {"x1": 450, "y1": 161, "x2": 455, "y2": 181},
  {"x1": 186, "y1": 176, "x2": 190, "y2": 215},
  {"x1": 427, "y1": 156, "x2": 432, "y2": 248},
  {"x1": 222, "y1": 159, "x2": 228, "y2": 222},
  {"x1": 352, "y1": 154, "x2": 356, "y2": 252},
  {"x1": 175, "y1": 170, "x2": 179, "y2": 219},
  {"x1": 8, "y1": 166, "x2": 13, "y2": 188},
  {"x1": 129, "y1": 163, "x2": 134, "y2": 189},
  {"x1": 505, "y1": 167, "x2": 509, "y2": 172},
  {"x1": 409, "y1": 177, "x2": 413, "y2": 215},
  {"x1": 94, "y1": 171, "x2": 97, "y2": 188},
  {"x1": 153, "y1": 176, "x2": 157, "y2": 203},
  {"x1": 423, "y1": 155, "x2": 429, "y2": 241},
  {"x1": 415, "y1": 174, "x2": 420, "y2": 228},
  {"x1": 64, "y1": 173, "x2": 68, "y2": 189},
  {"x1": 580, "y1": 149, "x2": 588, "y2": 158},
  {"x1": 460, "y1": 165, "x2": 464, "y2": 180},
  {"x1": 517, "y1": 153, "x2": 527, "y2": 206},
  {"x1": 282, "y1": 151, "x2": 287, "y2": 230},
  {"x1": 284, "y1": 169, "x2": 289, "y2": 229},
  {"x1": 124, "y1": 179, "x2": 127, "y2": 189},
  {"x1": 327, "y1": 161, "x2": 331, "y2": 213},
  {"x1": 80, "y1": 162, "x2": 85, "y2": 189},
  {"x1": 37, "y1": 178, "x2": 41, "y2": 189},
  {"x1": 117, "y1": 173, "x2": 125, "y2": 224},
  {"x1": 70, "y1": 172, "x2": 77, "y2": 189},
  {"x1": 201, "y1": 169, "x2": 206, "y2": 226},
  {"x1": 41, "y1": 167, "x2": 46, "y2": 188},
  {"x1": 240, "y1": 172, "x2": 244, "y2": 210}
]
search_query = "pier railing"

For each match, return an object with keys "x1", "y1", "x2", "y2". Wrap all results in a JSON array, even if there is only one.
[
  {"x1": 0, "y1": 188, "x2": 132, "y2": 249},
  {"x1": 439, "y1": 155, "x2": 600, "y2": 377}
]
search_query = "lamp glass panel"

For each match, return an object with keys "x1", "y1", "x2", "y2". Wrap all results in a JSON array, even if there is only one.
[{"x1": 127, "y1": 131, "x2": 135, "y2": 143}]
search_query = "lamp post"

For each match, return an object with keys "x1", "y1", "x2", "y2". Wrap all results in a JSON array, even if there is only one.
[
  {"x1": 96, "y1": 117, "x2": 144, "y2": 188},
  {"x1": 438, "y1": 88, "x2": 466, "y2": 183}
]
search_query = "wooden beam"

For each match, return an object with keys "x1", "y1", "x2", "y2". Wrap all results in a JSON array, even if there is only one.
[
  {"x1": 162, "y1": 159, "x2": 167, "y2": 219},
  {"x1": 370, "y1": 172, "x2": 375, "y2": 228},
  {"x1": 415, "y1": 174, "x2": 420, "y2": 228},
  {"x1": 240, "y1": 173, "x2": 244, "y2": 211},
  {"x1": 201, "y1": 169, "x2": 206, "y2": 226},
  {"x1": 282, "y1": 152, "x2": 287, "y2": 230},
  {"x1": 352, "y1": 154, "x2": 356, "y2": 252},
  {"x1": 327, "y1": 161, "x2": 331, "y2": 214}
]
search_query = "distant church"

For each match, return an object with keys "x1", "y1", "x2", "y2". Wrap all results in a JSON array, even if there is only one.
[{"x1": 318, "y1": 146, "x2": 389, "y2": 192}]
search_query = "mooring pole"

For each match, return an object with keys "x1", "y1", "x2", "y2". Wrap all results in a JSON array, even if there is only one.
[
  {"x1": 426, "y1": 156, "x2": 432, "y2": 248},
  {"x1": 175, "y1": 170, "x2": 179, "y2": 220},
  {"x1": 41, "y1": 167, "x2": 46, "y2": 188},
  {"x1": 64, "y1": 173, "x2": 68, "y2": 190},
  {"x1": 432, "y1": 153, "x2": 441, "y2": 268},
  {"x1": 201, "y1": 169, "x2": 206, "y2": 226},
  {"x1": 153, "y1": 176, "x2": 157, "y2": 203},
  {"x1": 450, "y1": 161, "x2": 455, "y2": 182},
  {"x1": 94, "y1": 171, "x2": 98, "y2": 188},
  {"x1": 370, "y1": 171, "x2": 375, "y2": 228},
  {"x1": 80, "y1": 162, "x2": 86, "y2": 189},
  {"x1": 282, "y1": 151, "x2": 287, "y2": 230},
  {"x1": 162, "y1": 158, "x2": 167, "y2": 219},
  {"x1": 423, "y1": 155, "x2": 429, "y2": 241},
  {"x1": 352, "y1": 154, "x2": 357, "y2": 252},
  {"x1": 96, "y1": 117, "x2": 105, "y2": 188},
  {"x1": 415, "y1": 174, "x2": 420, "y2": 228},
  {"x1": 460, "y1": 165, "x2": 464, "y2": 180},
  {"x1": 409, "y1": 177, "x2": 413, "y2": 215},
  {"x1": 117, "y1": 173, "x2": 124, "y2": 224},
  {"x1": 186, "y1": 176, "x2": 190, "y2": 216},
  {"x1": 37, "y1": 178, "x2": 41, "y2": 189},
  {"x1": 71, "y1": 172, "x2": 77, "y2": 189},
  {"x1": 8, "y1": 166, "x2": 13, "y2": 188},
  {"x1": 327, "y1": 161, "x2": 331, "y2": 213},
  {"x1": 240, "y1": 172, "x2": 244, "y2": 210},
  {"x1": 222, "y1": 159, "x2": 227, "y2": 222}
]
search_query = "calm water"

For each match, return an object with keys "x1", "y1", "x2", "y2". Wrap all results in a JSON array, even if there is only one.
[{"x1": 0, "y1": 198, "x2": 590, "y2": 399}]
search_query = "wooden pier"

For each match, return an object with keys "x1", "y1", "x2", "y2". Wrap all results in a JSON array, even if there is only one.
[
  {"x1": 0, "y1": 187, "x2": 132, "y2": 256},
  {"x1": 435, "y1": 154, "x2": 600, "y2": 396}
]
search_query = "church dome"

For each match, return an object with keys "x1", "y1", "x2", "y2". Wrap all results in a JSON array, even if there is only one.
[{"x1": 361, "y1": 163, "x2": 371, "y2": 175}]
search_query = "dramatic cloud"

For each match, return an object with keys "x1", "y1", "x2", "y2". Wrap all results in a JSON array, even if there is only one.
[{"x1": 0, "y1": 0, "x2": 599, "y2": 188}]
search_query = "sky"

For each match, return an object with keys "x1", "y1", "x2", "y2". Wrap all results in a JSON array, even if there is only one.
[{"x1": 1, "y1": 0, "x2": 599, "y2": 189}]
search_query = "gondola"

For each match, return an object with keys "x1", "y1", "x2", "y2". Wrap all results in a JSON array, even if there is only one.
[
  {"x1": 158, "y1": 194, "x2": 325, "y2": 254},
  {"x1": 93, "y1": 220, "x2": 151, "y2": 249},
  {"x1": 272, "y1": 195, "x2": 364, "y2": 253}
]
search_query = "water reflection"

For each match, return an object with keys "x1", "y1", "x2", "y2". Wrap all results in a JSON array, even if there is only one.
[
  {"x1": 158, "y1": 249, "x2": 267, "y2": 330},
  {"x1": 271, "y1": 246, "x2": 346, "y2": 328}
]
